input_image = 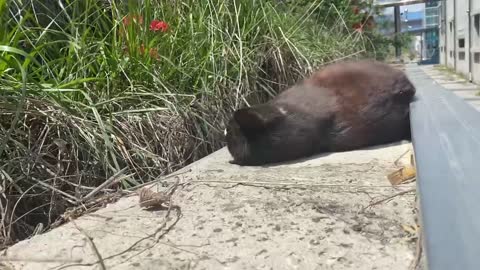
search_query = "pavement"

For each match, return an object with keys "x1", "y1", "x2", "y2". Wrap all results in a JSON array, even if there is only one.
[{"x1": 418, "y1": 65, "x2": 480, "y2": 110}]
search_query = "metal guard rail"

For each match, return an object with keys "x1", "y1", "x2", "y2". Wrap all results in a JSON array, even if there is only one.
[{"x1": 408, "y1": 67, "x2": 480, "y2": 270}]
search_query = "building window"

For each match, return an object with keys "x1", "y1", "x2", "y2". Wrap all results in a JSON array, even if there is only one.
[
  {"x1": 475, "y1": 14, "x2": 480, "y2": 36},
  {"x1": 474, "y1": 53, "x2": 480, "y2": 64},
  {"x1": 459, "y1": 52, "x2": 466, "y2": 60},
  {"x1": 459, "y1": 38, "x2": 465, "y2": 48}
]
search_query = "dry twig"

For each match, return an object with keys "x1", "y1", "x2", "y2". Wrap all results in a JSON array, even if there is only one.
[
  {"x1": 409, "y1": 226, "x2": 423, "y2": 270},
  {"x1": 393, "y1": 149, "x2": 412, "y2": 167},
  {"x1": 189, "y1": 180, "x2": 401, "y2": 190},
  {"x1": 126, "y1": 169, "x2": 190, "y2": 193},
  {"x1": 0, "y1": 256, "x2": 82, "y2": 264},
  {"x1": 69, "y1": 218, "x2": 106, "y2": 270},
  {"x1": 55, "y1": 180, "x2": 182, "y2": 269},
  {"x1": 80, "y1": 168, "x2": 130, "y2": 203},
  {"x1": 50, "y1": 193, "x2": 122, "y2": 229},
  {"x1": 361, "y1": 188, "x2": 416, "y2": 212}
]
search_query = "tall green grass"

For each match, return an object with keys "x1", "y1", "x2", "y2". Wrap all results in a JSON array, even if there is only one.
[{"x1": 0, "y1": 0, "x2": 374, "y2": 246}]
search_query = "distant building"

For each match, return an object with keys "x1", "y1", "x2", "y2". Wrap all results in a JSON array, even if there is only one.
[
  {"x1": 376, "y1": 10, "x2": 424, "y2": 35},
  {"x1": 375, "y1": 10, "x2": 424, "y2": 35},
  {"x1": 438, "y1": 0, "x2": 480, "y2": 83},
  {"x1": 375, "y1": 1, "x2": 440, "y2": 63}
]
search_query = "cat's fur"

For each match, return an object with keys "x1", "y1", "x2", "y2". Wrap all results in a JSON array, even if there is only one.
[{"x1": 225, "y1": 60, "x2": 416, "y2": 166}]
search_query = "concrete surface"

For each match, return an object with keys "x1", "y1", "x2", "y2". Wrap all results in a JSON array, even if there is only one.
[
  {"x1": 1, "y1": 142, "x2": 420, "y2": 270},
  {"x1": 419, "y1": 65, "x2": 480, "y2": 111}
]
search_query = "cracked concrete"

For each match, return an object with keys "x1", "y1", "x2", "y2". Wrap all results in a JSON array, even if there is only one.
[{"x1": 2, "y1": 141, "x2": 420, "y2": 270}]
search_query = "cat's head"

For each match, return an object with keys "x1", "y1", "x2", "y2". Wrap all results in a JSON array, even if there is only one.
[{"x1": 225, "y1": 103, "x2": 324, "y2": 166}]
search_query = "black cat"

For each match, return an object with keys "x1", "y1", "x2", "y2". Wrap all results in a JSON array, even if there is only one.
[{"x1": 225, "y1": 60, "x2": 416, "y2": 166}]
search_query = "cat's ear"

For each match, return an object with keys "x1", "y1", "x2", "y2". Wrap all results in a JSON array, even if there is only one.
[{"x1": 233, "y1": 104, "x2": 286, "y2": 130}]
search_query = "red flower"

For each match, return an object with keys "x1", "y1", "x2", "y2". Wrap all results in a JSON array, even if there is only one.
[{"x1": 149, "y1": 20, "x2": 169, "y2": 32}]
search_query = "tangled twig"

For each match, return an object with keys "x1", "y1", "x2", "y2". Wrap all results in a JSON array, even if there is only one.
[
  {"x1": 361, "y1": 188, "x2": 416, "y2": 212},
  {"x1": 69, "y1": 218, "x2": 106, "y2": 270},
  {"x1": 56, "y1": 181, "x2": 182, "y2": 270},
  {"x1": 409, "y1": 226, "x2": 423, "y2": 270}
]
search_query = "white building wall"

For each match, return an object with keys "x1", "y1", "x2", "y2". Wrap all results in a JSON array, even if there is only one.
[
  {"x1": 455, "y1": 0, "x2": 469, "y2": 76},
  {"x1": 439, "y1": 0, "x2": 447, "y2": 65},
  {"x1": 471, "y1": 0, "x2": 480, "y2": 83},
  {"x1": 439, "y1": 0, "x2": 480, "y2": 83},
  {"x1": 446, "y1": 0, "x2": 456, "y2": 68}
]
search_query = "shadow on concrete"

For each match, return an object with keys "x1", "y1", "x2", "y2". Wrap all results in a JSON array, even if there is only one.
[{"x1": 257, "y1": 140, "x2": 412, "y2": 168}]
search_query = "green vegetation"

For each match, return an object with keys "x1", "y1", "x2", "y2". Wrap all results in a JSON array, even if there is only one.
[{"x1": 0, "y1": 0, "x2": 388, "y2": 246}]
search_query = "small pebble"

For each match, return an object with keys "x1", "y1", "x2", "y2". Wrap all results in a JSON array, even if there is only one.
[
  {"x1": 310, "y1": 239, "x2": 320, "y2": 246},
  {"x1": 352, "y1": 224, "x2": 363, "y2": 232}
]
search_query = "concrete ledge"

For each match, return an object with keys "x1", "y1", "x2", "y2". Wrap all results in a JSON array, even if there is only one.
[
  {"x1": 3, "y1": 142, "x2": 418, "y2": 270},
  {"x1": 408, "y1": 64, "x2": 480, "y2": 270}
]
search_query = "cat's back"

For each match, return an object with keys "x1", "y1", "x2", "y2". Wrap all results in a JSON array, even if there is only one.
[
  {"x1": 272, "y1": 84, "x2": 337, "y2": 118},
  {"x1": 304, "y1": 60, "x2": 413, "y2": 100},
  {"x1": 268, "y1": 60, "x2": 415, "y2": 124},
  {"x1": 270, "y1": 60, "x2": 414, "y2": 116},
  {"x1": 304, "y1": 60, "x2": 415, "y2": 150},
  {"x1": 299, "y1": 60, "x2": 415, "y2": 115}
]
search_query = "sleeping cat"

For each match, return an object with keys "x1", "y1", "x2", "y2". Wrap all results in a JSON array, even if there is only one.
[{"x1": 225, "y1": 60, "x2": 416, "y2": 166}]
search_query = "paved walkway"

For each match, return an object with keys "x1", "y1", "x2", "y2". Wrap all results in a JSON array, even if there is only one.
[{"x1": 418, "y1": 65, "x2": 480, "y2": 110}]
